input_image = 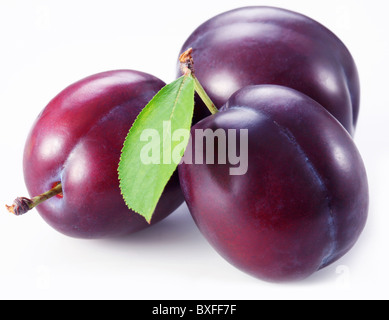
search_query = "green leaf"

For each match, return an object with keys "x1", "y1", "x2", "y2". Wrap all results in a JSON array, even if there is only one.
[{"x1": 118, "y1": 75, "x2": 195, "y2": 223}]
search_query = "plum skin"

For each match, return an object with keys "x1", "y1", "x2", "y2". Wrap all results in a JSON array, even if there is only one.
[
  {"x1": 23, "y1": 70, "x2": 183, "y2": 239},
  {"x1": 177, "y1": 6, "x2": 360, "y2": 135},
  {"x1": 178, "y1": 85, "x2": 368, "y2": 282}
]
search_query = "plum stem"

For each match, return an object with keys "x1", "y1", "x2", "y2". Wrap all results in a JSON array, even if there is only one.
[
  {"x1": 179, "y1": 48, "x2": 219, "y2": 115},
  {"x1": 6, "y1": 183, "x2": 63, "y2": 216}
]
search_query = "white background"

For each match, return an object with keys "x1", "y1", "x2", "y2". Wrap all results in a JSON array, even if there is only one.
[{"x1": 0, "y1": 0, "x2": 388, "y2": 300}]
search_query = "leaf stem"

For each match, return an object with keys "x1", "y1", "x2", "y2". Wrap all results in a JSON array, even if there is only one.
[
  {"x1": 6, "y1": 183, "x2": 63, "y2": 216},
  {"x1": 179, "y1": 48, "x2": 219, "y2": 115},
  {"x1": 192, "y1": 76, "x2": 219, "y2": 115}
]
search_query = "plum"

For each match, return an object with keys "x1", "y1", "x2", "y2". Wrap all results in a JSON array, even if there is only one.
[
  {"x1": 9, "y1": 70, "x2": 183, "y2": 238},
  {"x1": 177, "y1": 6, "x2": 360, "y2": 135},
  {"x1": 178, "y1": 85, "x2": 368, "y2": 282}
]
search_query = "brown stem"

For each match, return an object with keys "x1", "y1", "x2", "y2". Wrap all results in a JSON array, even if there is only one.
[{"x1": 6, "y1": 183, "x2": 63, "y2": 216}]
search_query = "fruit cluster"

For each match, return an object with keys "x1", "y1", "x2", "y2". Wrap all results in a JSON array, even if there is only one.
[{"x1": 6, "y1": 7, "x2": 368, "y2": 282}]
